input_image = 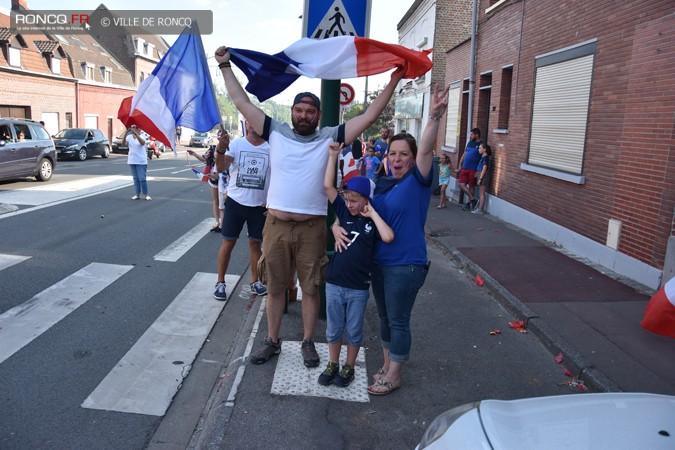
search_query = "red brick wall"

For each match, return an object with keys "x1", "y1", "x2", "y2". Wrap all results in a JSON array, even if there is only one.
[
  {"x1": 78, "y1": 84, "x2": 136, "y2": 139},
  {"x1": 441, "y1": 0, "x2": 675, "y2": 270},
  {"x1": 0, "y1": 71, "x2": 74, "y2": 128}
]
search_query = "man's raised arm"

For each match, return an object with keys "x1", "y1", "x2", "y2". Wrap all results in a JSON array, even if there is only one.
[
  {"x1": 343, "y1": 67, "x2": 405, "y2": 144},
  {"x1": 214, "y1": 46, "x2": 266, "y2": 136}
]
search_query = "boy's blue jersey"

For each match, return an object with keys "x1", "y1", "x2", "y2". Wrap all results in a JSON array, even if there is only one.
[{"x1": 326, "y1": 195, "x2": 378, "y2": 290}]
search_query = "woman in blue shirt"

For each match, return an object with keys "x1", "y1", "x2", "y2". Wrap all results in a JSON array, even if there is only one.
[{"x1": 333, "y1": 84, "x2": 450, "y2": 395}]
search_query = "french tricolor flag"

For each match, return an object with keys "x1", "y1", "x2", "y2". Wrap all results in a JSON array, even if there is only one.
[
  {"x1": 229, "y1": 36, "x2": 433, "y2": 102},
  {"x1": 641, "y1": 277, "x2": 675, "y2": 339},
  {"x1": 118, "y1": 27, "x2": 220, "y2": 152}
]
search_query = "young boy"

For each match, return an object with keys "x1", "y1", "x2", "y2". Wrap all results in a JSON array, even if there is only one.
[
  {"x1": 320, "y1": 142, "x2": 394, "y2": 387},
  {"x1": 364, "y1": 146, "x2": 381, "y2": 180}
]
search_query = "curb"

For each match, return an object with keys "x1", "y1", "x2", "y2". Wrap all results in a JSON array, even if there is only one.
[{"x1": 426, "y1": 234, "x2": 622, "y2": 393}]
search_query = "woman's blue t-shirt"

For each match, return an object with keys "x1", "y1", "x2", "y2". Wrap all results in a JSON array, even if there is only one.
[{"x1": 372, "y1": 165, "x2": 432, "y2": 266}]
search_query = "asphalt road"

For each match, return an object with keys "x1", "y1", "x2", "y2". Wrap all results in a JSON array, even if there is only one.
[
  {"x1": 1, "y1": 150, "x2": 582, "y2": 449},
  {"x1": 0, "y1": 150, "x2": 251, "y2": 449}
]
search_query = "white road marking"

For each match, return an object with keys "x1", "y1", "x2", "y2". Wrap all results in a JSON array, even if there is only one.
[
  {"x1": 0, "y1": 253, "x2": 31, "y2": 271},
  {"x1": 171, "y1": 168, "x2": 193, "y2": 174},
  {"x1": 0, "y1": 263, "x2": 133, "y2": 365},
  {"x1": 81, "y1": 272, "x2": 240, "y2": 416},
  {"x1": 225, "y1": 295, "x2": 267, "y2": 407},
  {"x1": 154, "y1": 218, "x2": 213, "y2": 262},
  {"x1": 0, "y1": 175, "x2": 133, "y2": 206},
  {"x1": 147, "y1": 167, "x2": 180, "y2": 172}
]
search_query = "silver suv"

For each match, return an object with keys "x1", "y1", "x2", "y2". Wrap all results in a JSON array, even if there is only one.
[{"x1": 0, "y1": 118, "x2": 56, "y2": 182}]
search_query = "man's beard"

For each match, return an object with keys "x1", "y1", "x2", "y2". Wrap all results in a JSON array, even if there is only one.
[{"x1": 292, "y1": 117, "x2": 318, "y2": 136}]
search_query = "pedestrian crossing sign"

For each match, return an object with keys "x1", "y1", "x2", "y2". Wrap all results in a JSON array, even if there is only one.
[{"x1": 302, "y1": 0, "x2": 372, "y2": 39}]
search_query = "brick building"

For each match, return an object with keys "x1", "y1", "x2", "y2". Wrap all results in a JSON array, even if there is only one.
[
  {"x1": 0, "y1": 5, "x2": 74, "y2": 135},
  {"x1": 436, "y1": 0, "x2": 675, "y2": 289},
  {"x1": 1, "y1": 0, "x2": 168, "y2": 141},
  {"x1": 395, "y1": 0, "x2": 471, "y2": 141}
]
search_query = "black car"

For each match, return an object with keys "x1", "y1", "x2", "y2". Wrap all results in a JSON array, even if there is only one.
[
  {"x1": 54, "y1": 128, "x2": 110, "y2": 160},
  {"x1": 111, "y1": 130, "x2": 129, "y2": 153},
  {"x1": 0, "y1": 118, "x2": 56, "y2": 182}
]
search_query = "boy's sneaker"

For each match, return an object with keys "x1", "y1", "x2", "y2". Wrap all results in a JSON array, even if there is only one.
[
  {"x1": 250, "y1": 281, "x2": 267, "y2": 295},
  {"x1": 333, "y1": 364, "x2": 355, "y2": 387},
  {"x1": 470, "y1": 199, "x2": 479, "y2": 210},
  {"x1": 213, "y1": 282, "x2": 227, "y2": 301},
  {"x1": 250, "y1": 337, "x2": 281, "y2": 365},
  {"x1": 462, "y1": 201, "x2": 472, "y2": 211},
  {"x1": 472, "y1": 209, "x2": 486, "y2": 215},
  {"x1": 318, "y1": 361, "x2": 339, "y2": 386},
  {"x1": 301, "y1": 339, "x2": 320, "y2": 368}
]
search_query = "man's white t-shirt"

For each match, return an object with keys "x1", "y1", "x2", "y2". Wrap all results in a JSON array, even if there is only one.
[
  {"x1": 225, "y1": 137, "x2": 271, "y2": 207},
  {"x1": 263, "y1": 117, "x2": 343, "y2": 216}
]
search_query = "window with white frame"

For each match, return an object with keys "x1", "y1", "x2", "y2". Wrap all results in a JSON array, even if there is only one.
[
  {"x1": 443, "y1": 82, "x2": 461, "y2": 151},
  {"x1": 527, "y1": 40, "x2": 596, "y2": 176},
  {"x1": 101, "y1": 66, "x2": 112, "y2": 83},
  {"x1": 51, "y1": 57, "x2": 61, "y2": 74},
  {"x1": 8, "y1": 46, "x2": 21, "y2": 67},
  {"x1": 82, "y1": 62, "x2": 95, "y2": 80}
]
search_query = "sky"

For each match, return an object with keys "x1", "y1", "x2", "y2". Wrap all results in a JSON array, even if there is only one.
[{"x1": 21, "y1": 0, "x2": 415, "y2": 105}]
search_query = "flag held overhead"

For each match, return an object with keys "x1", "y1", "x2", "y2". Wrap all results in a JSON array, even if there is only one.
[
  {"x1": 118, "y1": 26, "x2": 220, "y2": 151},
  {"x1": 228, "y1": 36, "x2": 433, "y2": 102}
]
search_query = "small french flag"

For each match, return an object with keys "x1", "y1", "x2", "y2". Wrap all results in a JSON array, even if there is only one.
[{"x1": 191, "y1": 167, "x2": 209, "y2": 182}]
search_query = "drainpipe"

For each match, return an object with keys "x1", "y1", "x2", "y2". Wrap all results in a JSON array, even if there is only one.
[
  {"x1": 75, "y1": 80, "x2": 80, "y2": 127},
  {"x1": 466, "y1": 0, "x2": 478, "y2": 141}
]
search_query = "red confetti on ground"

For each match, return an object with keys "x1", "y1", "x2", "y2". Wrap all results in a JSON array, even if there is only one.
[
  {"x1": 474, "y1": 274, "x2": 484, "y2": 286},
  {"x1": 554, "y1": 352, "x2": 564, "y2": 364},
  {"x1": 563, "y1": 368, "x2": 574, "y2": 378},
  {"x1": 476, "y1": 227, "x2": 484, "y2": 231},
  {"x1": 508, "y1": 320, "x2": 528, "y2": 332}
]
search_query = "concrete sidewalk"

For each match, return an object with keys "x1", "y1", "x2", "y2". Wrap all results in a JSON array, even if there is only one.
[
  {"x1": 174, "y1": 198, "x2": 675, "y2": 450},
  {"x1": 425, "y1": 200, "x2": 675, "y2": 395}
]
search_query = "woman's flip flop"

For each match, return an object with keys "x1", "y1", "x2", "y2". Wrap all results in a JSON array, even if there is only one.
[{"x1": 367, "y1": 379, "x2": 401, "y2": 396}]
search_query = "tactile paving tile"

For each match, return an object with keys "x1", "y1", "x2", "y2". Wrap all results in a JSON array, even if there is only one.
[{"x1": 270, "y1": 341, "x2": 369, "y2": 403}]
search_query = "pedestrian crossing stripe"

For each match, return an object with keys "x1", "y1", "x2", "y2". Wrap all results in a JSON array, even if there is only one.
[
  {"x1": 154, "y1": 218, "x2": 214, "y2": 262},
  {"x1": 81, "y1": 272, "x2": 240, "y2": 416},
  {"x1": 0, "y1": 263, "x2": 133, "y2": 365},
  {"x1": 0, "y1": 253, "x2": 31, "y2": 271},
  {"x1": 0, "y1": 175, "x2": 133, "y2": 207}
]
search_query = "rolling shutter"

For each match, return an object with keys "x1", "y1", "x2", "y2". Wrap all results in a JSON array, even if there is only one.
[{"x1": 528, "y1": 53, "x2": 594, "y2": 174}]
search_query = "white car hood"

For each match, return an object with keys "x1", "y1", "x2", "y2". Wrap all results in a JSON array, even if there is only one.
[{"x1": 480, "y1": 393, "x2": 675, "y2": 450}]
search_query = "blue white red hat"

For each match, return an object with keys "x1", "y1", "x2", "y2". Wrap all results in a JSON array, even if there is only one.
[{"x1": 344, "y1": 176, "x2": 375, "y2": 200}]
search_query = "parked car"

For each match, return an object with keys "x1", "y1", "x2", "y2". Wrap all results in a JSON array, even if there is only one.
[
  {"x1": 111, "y1": 130, "x2": 129, "y2": 153},
  {"x1": 0, "y1": 118, "x2": 56, "y2": 182},
  {"x1": 416, "y1": 393, "x2": 675, "y2": 450},
  {"x1": 53, "y1": 128, "x2": 110, "y2": 160},
  {"x1": 112, "y1": 129, "x2": 165, "y2": 154},
  {"x1": 189, "y1": 132, "x2": 213, "y2": 147}
]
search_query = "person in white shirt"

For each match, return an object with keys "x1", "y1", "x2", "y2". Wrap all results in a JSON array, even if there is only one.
[
  {"x1": 126, "y1": 125, "x2": 150, "y2": 200},
  {"x1": 213, "y1": 122, "x2": 270, "y2": 300}
]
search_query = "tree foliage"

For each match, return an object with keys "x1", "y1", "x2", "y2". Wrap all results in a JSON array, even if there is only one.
[
  {"x1": 342, "y1": 87, "x2": 396, "y2": 141},
  {"x1": 214, "y1": 83, "x2": 291, "y2": 134}
]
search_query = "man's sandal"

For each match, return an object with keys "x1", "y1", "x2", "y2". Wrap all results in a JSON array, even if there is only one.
[{"x1": 367, "y1": 379, "x2": 401, "y2": 396}]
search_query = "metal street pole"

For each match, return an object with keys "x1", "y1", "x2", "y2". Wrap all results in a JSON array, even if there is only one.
[{"x1": 319, "y1": 79, "x2": 340, "y2": 320}]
